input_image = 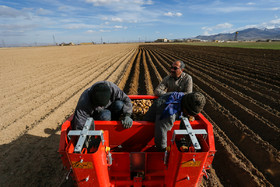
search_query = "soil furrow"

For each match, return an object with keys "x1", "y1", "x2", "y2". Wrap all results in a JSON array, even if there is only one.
[
  {"x1": 0, "y1": 51, "x2": 131, "y2": 130},
  {"x1": 0, "y1": 46, "x2": 134, "y2": 97},
  {"x1": 0, "y1": 48, "x2": 136, "y2": 144},
  {"x1": 150, "y1": 47, "x2": 280, "y2": 149},
  {"x1": 117, "y1": 50, "x2": 138, "y2": 90},
  {"x1": 146, "y1": 49, "x2": 169, "y2": 76},
  {"x1": 142, "y1": 48, "x2": 162, "y2": 89},
  {"x1": 152, "y1": 46, "x2": 280, "y2": 93},
  {"x1": 155, "y1": 45, "x2": 280, "y2": 84},
  {"x1": 0, "y1": 49, "x2": 131, "y2": 113},
  {"x1": 154, "y1": 48, "x2": 280, "y2": 112},
  {"x1": 2, "y1": 44, "x2": 280, "y2": 187},
  {"x1": 138, "y1": 50, "x2": 148, "y2": 95},
  {"x1": 126, "y1": 49, "x2": 141, "y2": 95},
  {"x1": 141, "y1": 45, "x2": 280, "y2": 185},
  {"x1": 141, "y1": 49, "x2": 154, "y2": 95},
  {"x1": 158, "y1": 49, "x2": 280, "y2": 120}
]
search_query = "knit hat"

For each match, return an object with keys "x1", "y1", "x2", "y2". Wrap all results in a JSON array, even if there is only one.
[
  {"x1": 89, "y1": 83, "x2": 111, "y2": 106},
  {"x1": 181, "y1": 92, "x2": 206, "y2": 115}
]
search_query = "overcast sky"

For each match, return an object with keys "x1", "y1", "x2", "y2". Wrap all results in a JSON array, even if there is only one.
[{"x1": 1, "y1": 0, "x2": 280, "y2": 46}]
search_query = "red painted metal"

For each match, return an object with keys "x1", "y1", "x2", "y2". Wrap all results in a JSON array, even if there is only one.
[
  {"x1": 58, "y1": 95, "x2": 216, "y2": 187},
  {"x1": 67, "y1": 131, "x2": 110, "y2": 186},
  {"x1": 128, "y1": 95, "x2": 158, "y2": 100}
]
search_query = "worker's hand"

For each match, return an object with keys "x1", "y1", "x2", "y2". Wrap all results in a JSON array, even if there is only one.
[
  {"x1": 121, "y1": 116, "x2": 133, "y2": 129},
  {"x1": 94, "y1": 106, "x2": 104, "y2": 113}
]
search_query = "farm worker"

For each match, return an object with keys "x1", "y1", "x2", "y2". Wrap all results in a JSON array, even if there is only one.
[
  {"x1": 72, "y1": 81, "x2": 133, "y2": 130},
  {"x1": 144, "y1": 92, "x2": 206, "y2": 151},
  {"x1": 154, "y1": 60, "x2": 193, "y2": 96}
]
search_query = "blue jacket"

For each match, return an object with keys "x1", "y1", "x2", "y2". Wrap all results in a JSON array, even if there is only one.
[{"x1": 144, "y1": 92, "x2": 184, "y2": 121}]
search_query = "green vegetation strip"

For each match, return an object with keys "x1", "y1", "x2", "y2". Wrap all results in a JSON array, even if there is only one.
[{"x1": 174, "y1": 42, "x2": 280, "y2": 50}]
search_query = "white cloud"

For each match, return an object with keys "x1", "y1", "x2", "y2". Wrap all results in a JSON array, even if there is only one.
[
  {"x1": 114, "y1": 25, "x2": 123, "y2": 28},
  {"x1": 85, "y1": 0, "x2": 159, "y2": 25},
  {"x1": 202, "y1": 31, "x2": 210, "y2": 36},
  {"x1": 85, "y1": 24, "x2": 127, "y2": 34},
  {"x1": 202, "y1": 18, "x2": 280, "y2": 36},
  {"x1": 85, "y1": 0, "x2": 153, "y2": 6},
  {"x1": 64, "y1": 23, "x2": 98, "y2": 29},
  {"x1": 164, "y1": 12, "x2": 182, "y2": 17},
  {"x1": 99, "y1": 29, "x2": 110, "y2": 32},
  {"x1": 202, "y1": 22, "x2": 233, "y2": 35},
  {"x1": 260, "y1": 18, "x2": 280, "y2": 29},
  {"x1": 86, "y1": 30, "x2": 96, "y2": 33},
  {"x1": 237, "y1": 18, "x2": 280, "y2": 30},
  {"x1": 0, "y1": 23, "x2": 38, "y2": 30},
  {"x1": 269, "y1": 19, "x2": 280, "y2": 24},
  {"x1": 189, "y1": 2, "x2": 258, "y2": 14},
  {"x1": 247, "y1": 2, "x2": 255, "y2": 5},
  {"x1": 215, "y1": 22, "x2": 233, "y2": 29},
  {"x1": 202, "y1": 22, "x2": 233, "y2": 31},
  {"x1": 113, "y1": 25, "x2": 127, "y2": 29},
  {"x1": 85, "y1": 0, "x2": 121, "y2": 6},
  {"x1": 102, "y1": 17, "x2": 123, "y2": 22},
  {"x1": 36, "y1": 8, "x2": 52, "y2": 15},
  {"x1": 0, "y1": 5, "x2": 30, "y2": 18},
  {"x1": 58, "y1": 5, "x2": 84, "y2": 12},
  {"x1": 111, "y1": 17, "x2": 123, "y2": 22},
  {"x1": 100, "y1": 13, "x2": 142, "y2": 24},
  {"x1": 214, "y1": 6, "x2": 255, "y2": 13}
]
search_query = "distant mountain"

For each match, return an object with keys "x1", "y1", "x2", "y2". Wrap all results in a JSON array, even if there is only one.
[{"x1": 195, "y1": 28, "x2": 280, "y2": 41}]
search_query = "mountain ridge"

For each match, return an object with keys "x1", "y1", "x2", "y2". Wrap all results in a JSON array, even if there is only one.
[{"x1": 195, "y1": 28, "x2": 280, "y2": 41}]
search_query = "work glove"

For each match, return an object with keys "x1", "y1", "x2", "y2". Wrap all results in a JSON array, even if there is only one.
[
  {"x1": 121, "y1": 114, "x2": 133, "y2": 129},
  {"x1": 94, "y1": 106, "x2": 104, "y2": 113}
]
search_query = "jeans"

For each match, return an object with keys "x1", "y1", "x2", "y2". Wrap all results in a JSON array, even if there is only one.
[
  {"x1": 154, "y1": 113, "x2": 179, "y2": 150},
  {"x1": 94, "y1": 100, "x2": 124, "y2": 121}
]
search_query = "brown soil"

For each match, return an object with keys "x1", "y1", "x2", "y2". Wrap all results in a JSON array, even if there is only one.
[
  {"x1": 122, "y1": 45, "x2": 280, "y2": 187},
  {"x1": 0, "y1": 44, "x2": 138, "y2": 186},
  {"x1": 0, "y1": 44, "x2": 279, "y2": 187}
]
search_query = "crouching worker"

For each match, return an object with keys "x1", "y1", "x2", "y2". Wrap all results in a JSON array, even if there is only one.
[
  {"x1": 72, "y1": 81, "x2": 133, "y2": 130},
  {"x1": 143, "y1": 92, "x2": 206, "y2": 151}
]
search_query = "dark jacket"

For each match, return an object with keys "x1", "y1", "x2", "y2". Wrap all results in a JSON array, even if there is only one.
[
  {"x1": 143, "y1": 93, "x2": 172, "y2": 122},
  {"x1": 72, "y1": 81, "x2": 132, "y2": 130}
]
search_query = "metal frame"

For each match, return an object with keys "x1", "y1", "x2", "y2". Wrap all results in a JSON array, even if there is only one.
[
  {"x1": 67, "y1": 117, "x2": 105, "y2": 153},
  {"x1": 172, "y1": 117, "x2": 207, "y2": 150},
  {"x1": 58, "y1": 95, "x2": 216, "y2": 187}
]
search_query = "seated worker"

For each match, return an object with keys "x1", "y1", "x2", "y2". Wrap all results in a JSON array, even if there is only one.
[
  {"x1": 154, "y1": 60, "x2": 193, "y2": 97},
  {"x1": 144, "y1": 92, "x2": 206, "y2": 151},
  {"x1": 72, "y1": 81, "x2": 133, "y2": 130}
]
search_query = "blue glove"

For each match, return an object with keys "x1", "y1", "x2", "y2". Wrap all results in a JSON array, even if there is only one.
[{"x1": 121, "y1": 115, "x2": 133, "y2": 129}]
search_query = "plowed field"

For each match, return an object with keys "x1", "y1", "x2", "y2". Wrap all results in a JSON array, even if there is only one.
[{"x1": 0, "y1": 44, "x2": 279, "y2": 186}]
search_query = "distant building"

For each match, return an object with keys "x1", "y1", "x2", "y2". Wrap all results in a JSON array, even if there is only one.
[
  {"x1": 190, "y1": 39, "x2": 201, "y2": 42},
  {"x1": 183, "y1": 39, "x2": 201, "y2": 42},
  {"x1": 155, "y1": 38, "x2": 169, "y2": 42},
  {"x1": 59, "y1": 42, "x2": 74, "y2": 46}
]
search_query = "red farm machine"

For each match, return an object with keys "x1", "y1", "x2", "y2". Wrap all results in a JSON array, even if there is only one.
[{"x1": 59, "y1": 95, "x2": 216, "y2": 187}]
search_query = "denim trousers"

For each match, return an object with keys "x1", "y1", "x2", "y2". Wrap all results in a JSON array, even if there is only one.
[{"x1": 94, "y1": 100, "x2": 124, "y2": 121}]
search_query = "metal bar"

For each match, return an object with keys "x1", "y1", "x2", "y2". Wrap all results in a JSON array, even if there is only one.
[
  {"x1": 172, "y1": 117, "x2": 208, "y2": 150},
  {"x1": 67, "y1": 118, "x2": 104, "y2": 153}
]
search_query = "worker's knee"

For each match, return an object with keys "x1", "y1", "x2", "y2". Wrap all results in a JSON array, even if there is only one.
[
  {"x1": 99, "y1": 109, "x2": 111, "y2": 120},
  {"x1": 110, "y1": 100, "x2": 124, "y2": 120},
  {"x1": 111, "y1": 100, "x2": 124, "y2": 112}
]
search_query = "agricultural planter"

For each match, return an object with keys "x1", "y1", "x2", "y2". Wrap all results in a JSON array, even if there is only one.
[{"x1": 59, "y1": 95, "x2": 216, "y2": 187}]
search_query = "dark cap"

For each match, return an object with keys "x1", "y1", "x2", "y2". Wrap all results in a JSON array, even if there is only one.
[
  {"x1": 181, "y1": 92, "x2": 206, "y2": 115},
  {"x1": 89, "y1": 83, "x2": 111, "y2": 106}
]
